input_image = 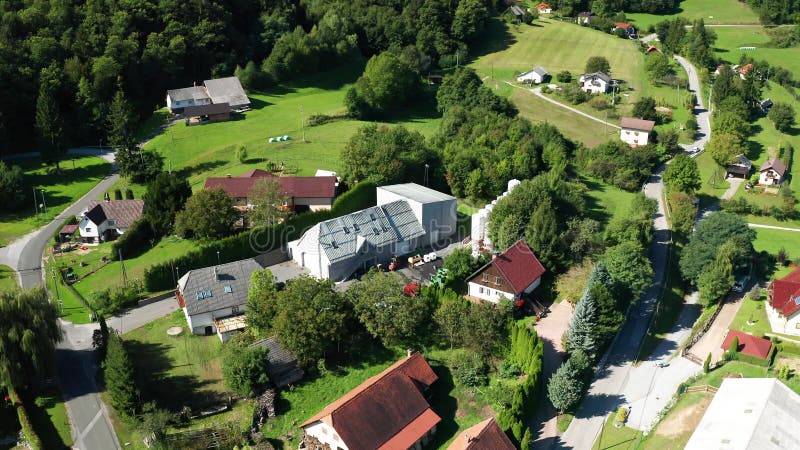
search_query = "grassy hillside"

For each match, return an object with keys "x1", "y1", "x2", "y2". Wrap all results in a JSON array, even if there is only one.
[
  {"x1": 627, "y1": 0, "x2": 760, "y2": 28},
  {"x1": 712, "y1": 26, "x2": 800, "y2": 78}
]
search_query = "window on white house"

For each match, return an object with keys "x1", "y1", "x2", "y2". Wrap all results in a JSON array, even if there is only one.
[
  {"x1": 85, "y1": 227, "x2": 92, "y2": 232},
  {"x1": 224, "y1": 285, "x2": 232, "y2": 293},
  {"x1": 482, "y1": 273, "x2": 489, "y2": 282}
]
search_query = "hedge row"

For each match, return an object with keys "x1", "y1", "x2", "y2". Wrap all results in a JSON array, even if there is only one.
[
  {"x1": 8, "y1": 389, "x2": 42, "y2": 450},
  {"x1": 730, "y1": 345, "x2": 777, "y2": 367},
  {"x1": 497, "y1": 321, "x2": 544, "y2": 442},
  {"x1": 143, "y1": 181, "x2": 376, "y2": 292}
]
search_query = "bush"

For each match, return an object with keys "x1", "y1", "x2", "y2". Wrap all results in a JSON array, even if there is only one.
[
  {"x1": 556, "y1": 71, "x2": 572, "y2": 83},
  {"x1": 8, "y1": 389, "x2": 43, "y2": 450},
  {"x1": 500, "y1": 360, "x2": 522, "y2": 379},
  {"x1": 614, "y1": 406, "x2": 628, "y2": 425},
  {"x1": 588, "y1": 96, "x2": 612, "y2": 110},
  {"x1": 125, "y1": 189, "x2": 134, "y2": 199},
  {"x1": 111, "y1": 218, "x2": 155, "y2": 260},
  {"x1": 222, "y1": 344, "x2": 270, "y2": 397},
  {"x1": 721, "y1": 197, "x2": 754, "y2": 215},
  {"x1": 114, "y1": 189, "x2": 122, "y2": 200},
  {"x1": 307, "y1": 113, "x2": 351, "y2": 127},
  {"x1": 449, "y1": 350, "x2": 488, "y2": 387},
  {"x1": 92, "y1": 280, "x2": 143, "y2": 316}
]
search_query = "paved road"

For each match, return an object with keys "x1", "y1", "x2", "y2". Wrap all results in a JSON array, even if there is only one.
[
  {"x1": 641, "y1": 33, "x2": 658, "y2": 44},
  {"x1": 503, "y1": 81, "x2": 621, "y2": 129},
  {"x1": 674, "y1": 55, "x2": 712, "y2": 151}
]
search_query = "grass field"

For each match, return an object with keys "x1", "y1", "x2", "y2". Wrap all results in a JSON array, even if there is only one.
[
  {"x1": 0, "y1": 265, "x2": 17, "y2": 291},
  {"x1": 729, "y1": 293, "x2": 772, "y2": 338},
  {"x1": 639, "y1": 392, "x2": 712, "y2": 449},
  {"x1": 694, "y1": 151, "x2": 730, "y2": 206},
  {"x1": 713, "y1": 27, "x2": 800, "y2": 77},
  {"x1": 27, "y1": 388, "x2": 72, "y2": 449},
  {"x1": 627, "y1": 0, "x2": 760, "y2": 28},
  {"x1": 582, "y1": 176, "x2": 639, "y2": 228},
  {"x1": 45, "y1": 257, "x2": 92, "y2": 324},
  {"x1": 0, "y1": 156, "x2": 110, "y2": 246},
  {"x1": 752, "y1": 227, "x2": 800, "y2": 278},
  {"x1": 593, "y1": 413, "x2": 640, "y2": 450}
]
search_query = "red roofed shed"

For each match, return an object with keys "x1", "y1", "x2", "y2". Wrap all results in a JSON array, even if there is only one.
[{"x1": 721, "y1": 330, "x2": 773, "y2": 360}]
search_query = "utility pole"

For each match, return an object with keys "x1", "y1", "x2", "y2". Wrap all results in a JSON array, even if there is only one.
[
  {"x1": 300, "y1": 105, "x2": 306, "y2": 143},
  {"x1": 51, "y1": 265, "x2": 61, "y2": 311},
  {"x1": 32, "y1": 187, "x2": 38, "y2": 215},
  {"x1": 41, "y1": 190, "x2": 47, "y2": 214},
  {"x1": 119, "y1": 249, "x2": 127, "y2": 284}
]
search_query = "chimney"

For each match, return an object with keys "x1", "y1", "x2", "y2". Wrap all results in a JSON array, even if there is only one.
[
  {"x1": 226, "y1": 174, "x2": 232, "y2": 178},
  {"x1": 407, "y1": 349, "x2": 413, "y2": 358}
]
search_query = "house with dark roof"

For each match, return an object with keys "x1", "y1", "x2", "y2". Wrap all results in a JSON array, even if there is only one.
[
  {"x1": 249, "y1": 337, "x2": 304, "y2": 388},
  {"x1": 204, "y1": 169, "x2": 338, "y2": 213},
  {"x1": 58, "y1": 224, "x2": 78, "y2": 242},
  {"x1": 78, "y1": 200, "x2": 145, "y2": 244},
  {"x1": 766, "y1": 267, "x2": 800, "y2": 336},
  {"x1": 466, "y1": 240, "x2": 546, "y2": 303},
  {"x1": 166, "y1": 76, "x2": 250, "y2": 114},
  {"x1": 721, "y1": 330, "x2": 773, "y2": 360},
  {"x1": 620, "y1": 117, "x2": 656, "y2": 147},
  {"x1": 300, "y1": 352, "x2": 440, "y2": 450},
  {"x1": 758, "y1": 158, "x2": 787, "y2": 186},
  {"x1": 175, "y1": 258, "x2": 262, "y2": 340},
  {"x1": 726, "y1": 154, "x2": 753, "y2": 179},
  {"x1": 181, "y1": 102, "x2": 232, "y2": 124},
  {"x1": 579, "y1": 72, "x2": 612, "y2": 94},
  {"x1": 516, "y1": 66, "x2": 548, "y2": 84},
  {"x1": 507, "y1": 5, "x2": 525, "y2": 23},
  {"x1": 577, "y1": 11, "x2": 595, "y2": 24},
  {"x1": 447, "y1": 417, "x2": 515, "y2": 450}
]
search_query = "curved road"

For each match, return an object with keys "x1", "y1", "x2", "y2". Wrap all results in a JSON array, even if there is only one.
[{"x1": 554, "y1": 56, "x2": 710, "y2": 449}]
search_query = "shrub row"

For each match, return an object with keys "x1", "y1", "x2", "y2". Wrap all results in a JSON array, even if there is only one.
[
  {"x1": 8, "y1": 389, "x2": 42, "y2": 450},
  {"x1": 497, "y1": 321, "x2": 544, "y2": 442},
  {"x1": 306, "y1": 112, "x2": 352, "y2": 127},
  {"x1": 143, "y1": 181, "x2": 376, "y2": 292}
]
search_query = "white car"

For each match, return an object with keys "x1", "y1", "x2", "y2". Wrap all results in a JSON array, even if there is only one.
[{"x1": 732, "y1": 277, "x2": 749, "y2": 292}]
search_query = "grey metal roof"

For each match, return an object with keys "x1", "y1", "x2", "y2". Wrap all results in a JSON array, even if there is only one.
[
  {"x1": 533, "y1": 66, "x2": 548, "y2": 76},
  {"x1": 203, "y1": 77, "x2": 250, "y2": 108},
  {"x1": 167, "y1": 86, "x2": 210, "y2": 102},
  {"x1": 250, "y1": 337, "x2": 305, "y2": 388},
  {"x1": 312, "y1": 200, "x2": 425, "y2": 264},
  {"x1": 378, "y1": 183, "x2": 455, "y2": 204},
  {"x1": 179, "y1": 258, "x2": 263, "y2": 315},
  {"x1": 509, "y1": 5, "x2": 525, "y2": 15},
  {"x1": 583, "y1": 71, "x2": 611, "y2": 83}
]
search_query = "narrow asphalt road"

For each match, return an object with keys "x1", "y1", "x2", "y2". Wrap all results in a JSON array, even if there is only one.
[{"x1": 503, "y1": 81, "x2": 622, "y2": 129}]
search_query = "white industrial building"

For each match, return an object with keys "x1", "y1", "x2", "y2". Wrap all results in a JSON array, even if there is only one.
[
  {"x1": 685, "y1": 378, "x2": 800, "y2": 450},
  {"x1": 289, "y1": 183, "x2": 457, "y2": 281},
  {"x1": 470, "y1": 179, "x2": 521, "y2": 247}
]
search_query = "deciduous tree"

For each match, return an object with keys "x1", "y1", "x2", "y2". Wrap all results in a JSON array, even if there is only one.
[
  {"x1": 248, "y1": 178, "x2": 289, "y2": 227},
  {"x1": 585, "y1": 56, "x2": 611, "y2": 75},
  {"x1": 0, "y1": 161, "x2": 25, "y2": 211},
  {"x1": 246, "y1": 269, "x2": 279, "y2": 335},
  {"x1": 222, "y1": 343, "x2": 270, "y2": 397},
  {"x1": 768, "y1": 102, "x2": 796, "y2": 133},
  {"x1": 663, "y1": 154, "x2": 701, "y2": 194},
  {"x1": 706, "y1": 133, "x2": 746, "y2": 167},
  {"x1": 174, "y1": 188, "x2": 236, "y2": 239}
]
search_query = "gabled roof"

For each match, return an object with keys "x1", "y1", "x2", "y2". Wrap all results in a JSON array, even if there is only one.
[
  {"x1": 180, "y1": 102, "x2": 231, "y2": 118},
  {"x1": 759, "y1": 158, "x2": 787, "y2": 177},
  {"x1": 621, "y1": 117, "x2": 656, "y2": 132},
  {"x1": 582, "y1": 71, "x2": 611, "y2": 83},
  {"x1": 85, "y1": 200, "x2": 145, "y2": 229},
  {"x1": 770, "y1": 267, "x2": 800, "y2": 317},
  {"x1": 536, "y1": 3, "x2": 551, "y2": 9},
  {"x1": 519, "y1": 66, "x2": 548, "y2": 78},
  {"x1": 167, "y1": 86, "x2": 210, "y2": 102},
  {"x1": 378, "y1": 183, "x2": 456, "y2": 204},
  {"x1": 204, "y1": 169, "x2": 336, "y2": 199},
  {"x1": 577, "y1": 11, "x2": 594, "y2": 17},
  {"x1": 178, "y1": 258, "x2": 262, "y2": 315},
  {"x1": 60, "y1": 224, "x2": 78, "y2": 234},
  {"x1": 203, "y1": 77, "x2": 250, "y2": 108},
  {"x1": 509, "y1": 5, "x2": 525, "y2": 16},
  {"x1": 739, "y1": 63, "x2": 754, "y2": 75},
  {"x1": 721, "y1": 330, "x2": 773, "y2": 359},
  {"x1": 468, "y1": 240, "x2": 546, "y2": 296},
  {"x1": 295, "y1": 200, "x2": 425, "y2": 264},
  {"x1": 447, "y1": 418, "x2": 515, "y2": 450},
  {"x1": 686, "y1": 378, "x2": 800, "y2": 450},
  {"x1": 301, "y1": 353, "x2": 440, "y2": 449},
  {"x1": 250, "y1": 337, "x2": 305, "y2": 388},
  {"x1": 614, "y1": 22, "x2": 633, "y2": 29}
]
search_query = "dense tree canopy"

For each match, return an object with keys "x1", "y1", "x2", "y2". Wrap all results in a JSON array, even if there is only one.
[
  {"x1": 143, "y1": 172, "x2": 191, "y2": 236},
  {"x1": 340, "y1": 124, "x2": 432, "y2": 186},
  {"x1": 222, "y1": 343, "x2": 270, "y2": 397},
  {"x1": 174, "y1": 188, "x2": 236, "y2": 240},
  {"x1": 436, "y1": 68, "x2": 517, "y2": 117},
  {"x1": 663, "y1": 154, "x2": 701, "y2": 194},
  {"x1": 578, "y1": 140, "x2": 664, "y2": 191},
  {"x1": 345, "y1": 52, "x2": 419, "y2": 118},
  {"x1": 680, "y1": 212, "x2": 755, "y2": 285},
  {"x1": 0, "y1": 161, "x2": 25, "y2": 211}
]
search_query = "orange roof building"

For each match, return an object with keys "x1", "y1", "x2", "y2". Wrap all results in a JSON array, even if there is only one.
[
  {"x1": 300, "y1": 352, "x2": 440, "y2": 450},
  {"x1": 447, "y1": 418, "x2": 515, "y2": 450}
]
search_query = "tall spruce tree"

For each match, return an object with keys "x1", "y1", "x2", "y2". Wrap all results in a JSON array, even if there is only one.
[
  {"x1": 525, "y1": 199, "x2": 561, "y2": 270},
  {"x1": 548, "y1": 358, "x2": 585, "y2": 414},
  {"x1": 35, "y1": 69, "x2": 66, "y2": 170},
  {"x1": 565, "y1": 291, "x2": 598, "y2": 355},
  {"x1": 103, "y1": 332, "x2": 139, "y2": 417}
]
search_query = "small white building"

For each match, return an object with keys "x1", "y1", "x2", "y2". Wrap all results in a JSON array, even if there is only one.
[
  {"x1": 759, "y1": 158, "x2": 787, "y2": 186},
  {"x1": 579, "y1": 72, "x2": 611, "y2": 94},
  {"x1": 765, "y1": 267, "x2": 800, "y2": 336},
  {"x1": 685, "y1": 378, "x2": 800, "y2": 450},
  {"x1": 535, "y1": 2, "x2": 552, "y2": 14},
  {"x1": 78, "y1": 199, "x2": 145, "y2": 244},
  {"x1": 176, "y1": 258, "x2": 262, "y2": 340},
  {"x1": 620, "y1": 117, "x2": 655, "y2": 147},
  {"x1": 517, "y1": 66, "x2": 548, "y2": 84},
  {"x1": 466, "y1": 240, "x2": 545, "y2": 303}
]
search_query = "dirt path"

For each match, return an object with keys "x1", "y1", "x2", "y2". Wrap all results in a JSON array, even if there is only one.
[{"x1": 530, "y1": 301, "x2": 573, "y2": 449}]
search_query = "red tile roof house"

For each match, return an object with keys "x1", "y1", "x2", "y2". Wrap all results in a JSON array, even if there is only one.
[
  {"x1": 466, "y1": 240, "x2": 546, "y2": 303},
  {"x1": 204, "y1": 169, "x2": 337, "y2": 214},
  {"x1": 299, "y1": 352, "x2": 441, "y2": 450},
  {"x1": 447, "y1": 417, "x2": 515, "y2": 450},
  {"x1": 536, "y1": 2, "x2": 552, "y2": 14},
  {"x1": 765, "y1": 267, "x2": 800, "y2": 336},
  {"x1": 721, "y1": 330, "x2": 773, "y2": 360}
]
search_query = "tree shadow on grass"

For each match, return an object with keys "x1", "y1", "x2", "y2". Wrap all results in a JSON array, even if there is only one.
[
  {"x1": 125, "y1": 340, "x2": 215, "y2": 412},
  {"x1": 23, "y1": 390, "x2": 69, "y2": 450},
  {"x1": 467, "y1": 18, "x2": 517, "y2": 64},
  {"x1": 423, "y1": 364, "x2": 460, "y2": 449},
  {"x1": 175, "y1": 160, "x2": 229, "y2": 179},
  {"x1": 581, "y1": 177, "x2": 613, "y2": 226}
]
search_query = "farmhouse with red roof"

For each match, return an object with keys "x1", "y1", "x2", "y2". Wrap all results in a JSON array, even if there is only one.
[
  {"x1": 299, "y1": 352, "x2": 440, "y2": 450},
  {"x1": 721, "y1": 330, "x2": 773, "y2": 360},
  {"x1": 466, "y1": 240, "x2": 546, "y2": 303},
  {"x1": 204, "y1": 169, "x2": 337, "y2": 213},
  {"x1": 536, "y1": 2, "x2": 552, "y2": 14},
  {"x1": 766, "y1": 267, "x2": 800, "y2": 336},
  {"x1": 447, "y1": 417, "x2": 515, "y2": 450}
]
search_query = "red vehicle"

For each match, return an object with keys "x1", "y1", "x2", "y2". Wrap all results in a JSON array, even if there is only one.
[{"x1": 403, "y1": 282, "x2": 419, "y2": 297}]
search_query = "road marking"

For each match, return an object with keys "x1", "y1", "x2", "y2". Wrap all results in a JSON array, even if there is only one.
[{"x1": 76, "y1": 409, "x2": 104, "y2": 442}]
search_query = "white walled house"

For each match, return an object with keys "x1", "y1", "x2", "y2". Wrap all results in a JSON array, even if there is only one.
[
  {"x1": 300, "y1": 352, "x2": 440, "y2": 450},
  {"x1": 376, "y1": 183, "x2": 457, "y2": 247},
  {"x1": 620, "y1": 117, "x2": 655, "y2": 147},
  {"x1": 536, "y1": 2, "x2": 552, "y2": 14},
  {"x1": 759, "y1": 158, "x2": 787, "y2": 186},
  {"x1": 579, "y1": 72, "x2": 611, "y2": 94},
  {"x1": 467, "y1": 240, "x2": 546, "y2": 303},
  {"x1": 78, "y1": 200, "x2": 145, "y2": 244},
  {"x1": 516, "y1": 66, "x2": 548, "y2": 84},
  {"x1": 176, "y1": 258, "x2": 262, "y2": 340},
  {"x1": 166, "y1": 76, "x2": 250, "y2": 114},
  {"x1": 166, "y1": 86, "x2": 211, "y2": 113},
  {"x1": 765, "y1": 267, "x2": 800, "y2": 337}
]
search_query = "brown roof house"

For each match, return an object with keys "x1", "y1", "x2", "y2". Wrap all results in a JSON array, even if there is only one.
[
  {"x1": 726, "y1": 154, "x2": 753, "y2": 179},
  {"x1": 620, "y1": 117, "x2": 655, "y2": 147},
  {"x1": 758, "y1": 158, "x2": 787, "y2": 186},
  {"x1": 466, "y1": 240, "x2": 546, "y2": 303},
  {"x1": 205, "y1": 169, "x2": 337, "y2": 214},
  {"x1": 78, "y1": 199, "x2": 145, "y2": 244},
  {"x1": 447, "y1": 418, "x2": 515, "y2": 450},
  {"x1": 300, "y1": 352, "x2": 441, "y2": 450}
]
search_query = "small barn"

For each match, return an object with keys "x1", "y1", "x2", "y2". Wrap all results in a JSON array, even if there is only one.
[
  {"x1": 516, "y1": 66, "x2": 548, "y2": 84},
  {"x1": 726, "y1": 155, "x2": 753, "y2": 179}
]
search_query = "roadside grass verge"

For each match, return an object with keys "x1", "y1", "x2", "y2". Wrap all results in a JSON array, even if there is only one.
[
  {"x1": 0, "y1": 155, "x2": 110, "y2": 246},
  {"x1": 592, "y1": 413, "x2": 640, "y2": 450},
  {"x1": 0, "y1": 265, "x2": 17, "y2": 291},
  {"x1": 636, "y1": 391, "x2": 712, "y2": 449},
  {"x1": 26, "y1": 388, "x2": 72, "y2": 450},
  {"x1": 45, "y1": 256, "x2": 92, "y2": 324}
]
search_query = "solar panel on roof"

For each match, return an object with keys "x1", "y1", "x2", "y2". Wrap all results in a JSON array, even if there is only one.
[
  {"x1": 224, "y1": 285, "x2": 232, "y2": 293},
  {"x1": 196, "y1": 292, "x2": 203, "y2": 300},
  {"x1": 205, "y1": 290, "x2": 212, "y2": 298}
]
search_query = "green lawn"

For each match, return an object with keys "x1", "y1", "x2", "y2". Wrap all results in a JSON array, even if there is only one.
[
  {"x1": 593, "y1": 413, "x2": 640, "y2": 450},
  {"x1": 27, "y1": 388, "x2": 72, "y2": 450},
  {"x1": 694, "y1": 151, "x2": 730, "y2": 206},
  {"x1": 627, "y1": 0, "x2": 760, "y2": 29},
  {"x1": 729, "y1": 294, "x2": 772, "y2": 338},
  {"x1": 0, "y1": 156, "x2": 110, "y2": 246},
  {"x1": 752, "y1": 227, "x2": 800, "y2": 278},
  {"x1": 0, "y1": 265, "x2": 17, "y2": 291},
  {"x1": 713, "y1": 26, "x2": 800, "y2": 77},
  {"x1": 45, "y1": 256, "x2": 92, "y2": 324},
  {"x1": 639, "y1": 392, "x2": 712, "y2": 450},
  {"x1": 582, "y1": 175, "x2": 638, "y2": 228}
]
